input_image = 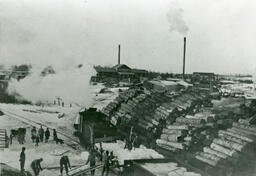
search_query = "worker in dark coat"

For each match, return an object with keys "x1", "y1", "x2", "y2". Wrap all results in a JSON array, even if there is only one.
[
  {"x1": 19, "y1": 147, "x2": 26, "y2": 172},
  {"x1": 38, "y1": 126, "x2": 44, "y2": 142},
  {"x1": 31, "y1": 127, "x2": 37, "y2": 143},
  {"x1": 31, "y1": 158, "x2": 43, "y2": 176},
  {"x1": 60, "y1": 155, "x2": 71, "y2": 176},
  {"x1": 45, "y1": 128, "x2": 50, "y2": 142},
  {"x1": 53, "y1": 129, "x2": 58, "y2": 144},
  {"x1": 99, "y1": 142, "x2": 104, "y2": 162},
  {"x1": 86, "y1": 149, "x2": 96, "y2": 176},
  {"x1": 101, "y1": 151, "x2": 110, "y2": 176},
  {"x1": 35, "y1": 133, "x2": 40, "y2": 147},
  {"x1": 132, "y1": 135, "x2": 139, "y2": 149},
  {"x1": 10, "y1": 132, "x2": 13, "y2": 145}
]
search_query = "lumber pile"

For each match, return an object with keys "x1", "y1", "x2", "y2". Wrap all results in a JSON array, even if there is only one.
[
  {"x1": 110, "y1": 93, "x2": 148, "y2": 126},
  {"x1": 194, "y1": 118, "x2": 256, "y2": 172},
  {"x1": 0, "y1": 129, "x2": 7, "y2": 148},
  {"x1": 156, "y1": 107, "x2": 222, "y2": 153},
  {"x1": 140, "y1": 162, "x2": 201, "y2": 176},
  {"x1": 102, "y1": 87, "x2": 212, "y2": 148},
  {"x1": 102, "y1": 89, "x2": 141, "y2": 116}
]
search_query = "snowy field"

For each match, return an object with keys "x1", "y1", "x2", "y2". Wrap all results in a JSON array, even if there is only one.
[
  {"x1": 0, "y1": 103, "x2": 81, "y2": 141},
  {"x1": 0, "y1": 115, "x2": 89, "y2": 176}
]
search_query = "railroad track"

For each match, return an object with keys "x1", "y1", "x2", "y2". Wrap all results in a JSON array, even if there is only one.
[{"x1": 0, "y1": 107, "x2": 82, "y2": 150}]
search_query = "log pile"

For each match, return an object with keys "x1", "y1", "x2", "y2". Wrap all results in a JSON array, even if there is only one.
[
  {"x1": 102, "y1": 87, "x2": 212, "y2": 148},
  {"x1": 102, "y1": 89, "x2": 141, "y2": 116},
  {"x1": 194, "y1": 118, "x2": 256, "y2": 172}
]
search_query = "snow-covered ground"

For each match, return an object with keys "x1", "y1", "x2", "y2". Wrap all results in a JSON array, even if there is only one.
[
  {"x1": 95, "y1": 141, "x2": 164, "y2": 165},
  {"x1": 89, "y1": 84, "x2": 128, "y2": 110},
  {"x1": 0, "y1": 103, "x2": 80, "y2": 140},
  {"x1": 0, "y1": 116, "x2": 89, "y2": 176},
  {"x1": 0, "y1": 84, "x2": 167, "y2": 175}
]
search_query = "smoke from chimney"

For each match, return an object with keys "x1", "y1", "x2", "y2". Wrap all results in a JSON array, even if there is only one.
[{"x1": 167, "y1": 3, "x2": 189, "y2": 35}]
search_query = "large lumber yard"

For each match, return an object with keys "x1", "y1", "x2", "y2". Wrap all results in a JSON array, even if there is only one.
[
  {"x1": 1, "y1": 0, "x2": 256, "y2": 176},
  {"x1": 1, "y1": 57, "x2": 256, "y2": 176}
]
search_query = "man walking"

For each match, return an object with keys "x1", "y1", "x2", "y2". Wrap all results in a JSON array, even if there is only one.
[
  {"x1": 86, "y1": 149, "x2": 96, "y2": 176},
  {"x1": 35, "y1": 133, "x2": 40, "y2": 147},
  {"x1": 45, "y1": 128, "x2": 50, "y2": 142},
  {"x1": 31, "y1": 158, "x2": 43, "y2": 176},
  {"x1": 31, "y1": 127, "x2": 37, "y2": 143},
  {"x1": 19, "y1": 147, "x2": 26, "y2": 172},
  {"x1": 101, "y1": 151, "x2": 110, "y2": 176},
  {"x1": 53, "y1": 129, "x2": 58, "y2": 144},
  {"x1": 38, "y1": 126, "x2": 44, "y2": 142},
  {"x1": 60, "y1": 155, "x2": 71, "y2": 176}
]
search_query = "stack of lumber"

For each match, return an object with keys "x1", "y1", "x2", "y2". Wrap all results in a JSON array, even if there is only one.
[
  {"x1": 157, "y1": 111, "x2": 219, "y2": 152},
  {"x1": 102, "y1": 89, "x2": 141, "y2": 116},
  {"x1": 140, "y1": 162, "x2": 201, "y2": 176},
  {"x1": 175, "y1": 117, "x2": 206, "y2": 126},
  {"x1": 194, "y1": 119, "x2": 256, "y2": 171},
  {"x1": 0, "y1": 129, "x2": 7, "y2": 148},
  {"x1": 110, "y1": 93, "x2": 148, "y2": 126},
  {"x1": 156, "y1": 125, "x2": 191, "y2": 152}
]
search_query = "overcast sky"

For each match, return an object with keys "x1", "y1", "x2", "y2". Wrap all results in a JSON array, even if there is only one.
[{"x1": 0, "y1": 0, "x2": 256, "y2": 74}]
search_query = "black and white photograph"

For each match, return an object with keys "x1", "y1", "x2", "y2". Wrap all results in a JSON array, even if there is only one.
[{"x1": 0, "y1": 0, "x2": 256, "y2": 175}]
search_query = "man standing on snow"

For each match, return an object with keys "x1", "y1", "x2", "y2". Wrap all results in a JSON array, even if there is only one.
[
  {"x1": 53, "y1": 129, "x2": 58, "y2": 144},
  {"x1": 101, "y1": 151, "x2": 110, "y2": 176},
  {"x1": 38, "y1": 126, "x2": 44, "y2": 142},
  {"x1": 31, "y1": 158, "x2": 43, "y2": 176},
  {"x1": 35, "y1": 133, "x2": 40, "y2": 147},
  {"x1": 60, "y1": 155, "x2": 71, "y2": 176},
  {"x1": 86, "y1": 149, "x2": 96, "y2": 176},
  {"x1": 19, "y1": 147, "x2": 26, "y2": 172},
  {"x1": 45, "y1": 128, "x2": 50, "y2": 143},
  {"x1": 31, "y1": 127, "x2": 37, "y2": 143}
]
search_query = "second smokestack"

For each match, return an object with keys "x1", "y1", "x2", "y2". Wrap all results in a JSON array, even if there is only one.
[
  {"x1": 118, "y1": 44, "x2": 121, "y2": 65},
  {"x1": 183, "y1": 37, "x2": 186, "y2": 79}
]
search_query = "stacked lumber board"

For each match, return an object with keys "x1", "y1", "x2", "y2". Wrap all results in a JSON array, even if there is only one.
[
  {"x1": 0, "y1": 129, "x2": 7, "y2": 148},
  {"x1": 156, "y1": 109, "x2": 220, "y2": 153},
  {"x1": 156, "y1": 125, "x2": 190, "y2": 152},
  {"x1": 102, "y1": 88, "x2": 140, "y2": 116},
  {"x1": 194, "y1": 119, "x2": 256, "y2": 174},
  {"x1": 102, "y1": 87, "x2": 212, "y2": 147},
  {"x1": 110, "y1": 93, "x2": 148, "y2": 126}
]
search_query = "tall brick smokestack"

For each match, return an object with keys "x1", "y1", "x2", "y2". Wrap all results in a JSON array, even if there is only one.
[
  {"x1": 183, "y1": 37, "x2": 186, "y2": 79},
  {"x1": 118, "y1": 44, "x2": 121, "y2": 65}
]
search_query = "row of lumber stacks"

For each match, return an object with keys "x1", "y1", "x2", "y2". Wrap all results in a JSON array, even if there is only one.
[
  {"x1": 102, "y1": 88, "x2": 142, "y2": 117},
  {"x1": 156, "y1": 92, "x2": 215, "y2": 152},
  {"x1": 145, "y1": 91, "x2": 205, "y2": 148},
  {"x1": 112, "y1": 93, "x2": 148, "y2": 128},
  {"x1": 193, "y1": 119, "x2": 256, "y2": 175},
  {"x1": 130, "y1": 93, "x2": 174, "y2": 144}
]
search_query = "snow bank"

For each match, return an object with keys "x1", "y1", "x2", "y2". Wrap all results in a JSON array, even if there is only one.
[{"x1": 95, "y1": 141, "x2": 164, "y2": 165}]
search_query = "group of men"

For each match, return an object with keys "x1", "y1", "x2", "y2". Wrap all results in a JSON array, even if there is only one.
[
  {"x1": 31, "y1": 126, "x2": 51, "y2": 146},
  {"x1": 19, "y1": 147, "x2": 43, "y2": 176},
  {"x1": 19, "y1": 147, "x2": 71, "y2": 176},
  {"x1": 86, "y1": 147, "x2": 116, "y2": 176},
  {"x1": 9, "y1": 128, "x2": 26, "y2": 145}
]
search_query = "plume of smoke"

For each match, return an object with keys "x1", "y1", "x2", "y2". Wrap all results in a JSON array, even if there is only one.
[
  {"x1": 8, "y1": 64, "x2": 95, "y2": 106},
  {"x1": 167, "y1": 3, "x2": 189, "y2": 35}
]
